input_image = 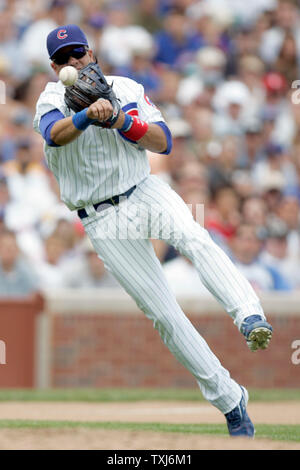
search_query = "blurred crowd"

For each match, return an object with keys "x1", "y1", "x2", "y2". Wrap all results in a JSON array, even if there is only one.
[{"x1": 0, "y1": 0, "x2": 300, "y2": 297}]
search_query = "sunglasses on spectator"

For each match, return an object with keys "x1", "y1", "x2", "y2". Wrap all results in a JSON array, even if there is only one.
[{"x1": 52, "y1": 46, "x2": 88, "y2": 65}]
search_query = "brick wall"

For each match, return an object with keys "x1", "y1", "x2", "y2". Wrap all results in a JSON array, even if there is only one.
[
  {"x1": 0, "y1": 294, "x2": 44, "y2": 387},
  {"x1": 46, "y1": 291, "x2": 300, "y2": 388}
]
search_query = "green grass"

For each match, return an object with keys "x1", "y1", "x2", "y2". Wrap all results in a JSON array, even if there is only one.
[
  {"x1": 0, "y1": 388, "x2": 298, "y2": 402},
  {"x1": 0, "y1": 388, "x2": 298, "y2": 444},
  {"x1": 0, "y1": 420, "x2": 299, "y2": 442}
]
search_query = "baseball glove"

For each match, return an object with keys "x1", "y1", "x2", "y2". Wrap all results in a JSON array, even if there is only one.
[{"x1": 64, "y1": 62, "x2": 121, "y2": 128}]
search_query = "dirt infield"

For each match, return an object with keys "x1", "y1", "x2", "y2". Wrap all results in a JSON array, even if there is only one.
[
  {"x1": 0, "y1": 428, "x2": 299, "y2": 450},
  {"x1": 0, "y1": 401, "x2": 299, "y2": 450}
]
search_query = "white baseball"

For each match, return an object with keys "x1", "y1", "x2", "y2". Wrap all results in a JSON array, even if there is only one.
[{"x1": 59, "y1": 66, "x2": 78, "y2": 86}]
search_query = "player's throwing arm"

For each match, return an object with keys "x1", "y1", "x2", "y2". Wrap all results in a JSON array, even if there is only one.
[{"x1": 52, "y1": 63, "x2": 167, "y2": 153}]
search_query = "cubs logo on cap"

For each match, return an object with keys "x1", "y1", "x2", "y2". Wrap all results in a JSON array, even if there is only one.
[
  {"x1": 47, "y1": 24, "x2": 89, "y2": 59},
  {"x1": 57, "y1": 29, "x2": 68, "y2": 40}
]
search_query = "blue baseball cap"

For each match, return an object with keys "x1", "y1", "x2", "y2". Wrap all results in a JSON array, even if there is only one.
[{"x1": 47, "y1": 24, "x2": 89, "y2": 59}]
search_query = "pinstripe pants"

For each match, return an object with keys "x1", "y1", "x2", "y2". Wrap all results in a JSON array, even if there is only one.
[{"x1": 81, "y1": 175, "x2": 265, "y2": 414}]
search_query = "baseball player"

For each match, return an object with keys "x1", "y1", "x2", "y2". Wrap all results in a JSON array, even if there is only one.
[{"x1": 34, "y1": 24, "x2": 273, "y2": 437}]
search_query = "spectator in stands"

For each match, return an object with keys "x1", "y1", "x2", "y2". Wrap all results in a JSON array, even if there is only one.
[
  {"x1": 275, "y1": 195, "x2": 300, "y2": 259},
  {"x1": 0, "y1": 9, "x2": 28, "y2": 81},
  {"x1": 261, "y1": 72, "x2": 288, "y2": 126},
  {"x1": 226, "y1": 24, "x2": 261, "y2": 76},
  {"x1": 115, "y1": 31, "x2": 161, "y2": 99},
  {"x1": 261, "y1": 107, "x2": 277, "y2": 146},
  {"x1": 205, "y1": 185, "x2": 241, "y2": 251},
  {"x1": 187, "y1": 107, "x2": 219, "y2": 163},
  {"x1": 274, "y1": 31, "x2": 300, "y2": 84},
  {"x1": 160, "y1": 118, "x2": 195, "y2": 180},
  {"x1": 237, "y1": 55, "x2": 265, "y2": 111},
  {"x1": 187, "y1": 106, "x2": 214, "y2": 146},
  {"x1": 163, "y1": 254, "x2": 212, "y2": 297},
  {"x1": 133, "y1": 0, "x2": 163, "y2": 33},
  {"x1": 229, "y1": 224, "x2": 292, "y2": 291},
  {"x1": 180, "y1": 186, "x2": 210, "y2": 236},
  {"x1": 172, "y1": 160, "x2": 208, "y2": 195},
  {"x1": 99, "y1": 2, "x2": 153, "y2": 71},
  {"x1": 80, "y1": 13, "x2": 106, "y2": 62},
  {"x1": 186, "y1": 1, "x2": 233, "y2": 53},
  {"x1": 212, "y1": 80, "x2": 252, "y2": 136},
  {"x1": 61, "y1": 237, "x2": 120, "y2": 288},
  {"x1": 0, "y1": 229, "x2": 39, "y2": 296},
  {"x1": 231, "y1": 169, "x2": 254, "y2": 199},
  {"x1": 13, "y1": 71, "x2": 52, "y2": 116},
  {"x1": 241, "y1": 196, "x2": 269, "y2": 237},
  {"x1": 271, "y1": 83, "x2": 300, "y2": 148},
  {"x1": 2, "y1": 137, "x2": 57, "y2": 232},
  {"x1": 254, "y1": 9, "x2": 275, "y2": 42},
  {"x1": 261, "y1": 218, "x2": 300, "y2": 289},
  {"x1": 238, "y1": 120, "x2": 266, "y2": 170},
  {"x1": 252, "y1": 142, "x2": 295, "y2": 194},
  {"x1": 154, "y1": 8, "x2": 203, "y2": 68},
  {"x1": 156, "y1": 67, "x2": 181, "y2": 120},
  {"x1": 52, "y1": 218, "x2": 82, "y2": 261},
  {"x1": 19, "y1": 0, "x2": 69, "y2": 73},
  {"x1": 176, "y1": 47, "x2": 226, "y2": 108},
  {"x1": 0, "y1": 107, "x2": 33, "y2": 163},
  {"x1": 259, "y1": 0, "x2": 300, "y2": 67},
  {"x1": 208, "y1": 135, "x2": 240, "y2": 194},
  {"x1": 34, "y1": 233, "x2": 68, "y2": 289}
]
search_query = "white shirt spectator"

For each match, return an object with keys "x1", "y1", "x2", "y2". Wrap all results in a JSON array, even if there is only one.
[
  {"x1": 4, "y1": 166, "x2": 57, "y2": 231},
  {"x1": 233, "y1": 260, "x2": 274, "y2": 291},
  {"x1": 60, "y1": 236, "x2": 121, "y2": 289},
  {"x1": 261, "y1": 251, "x2": 300, "y2": 289},
  {"x1": 61, "y1": 255, "x2": 121, "y2": 289},
  {"x1": 35, "y1": 259, "x2": 65, "y2": 288},
  {"x1": 212, "y1": 81, "x2": 257, "y2": 136},
  {"x1": 163, "y1": 256, "x2": 213, "y2": 297},
  {"x1": 20, "y1": 18, "x2": 58, "y2": 73},
  {"x1": 100, "y1": 25, "x2": 154, "y2": 68},
  {"x1": 251, "y1": 160, "x2": 295, "y2": 193}
]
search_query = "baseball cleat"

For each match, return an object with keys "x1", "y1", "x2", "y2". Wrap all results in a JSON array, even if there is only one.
[
  {"x1": 240, "y1": 315, "x2": 273, "y2": 352},
  {"x1": 225, "y1": 386, "x2": 255, "y2": 438}
]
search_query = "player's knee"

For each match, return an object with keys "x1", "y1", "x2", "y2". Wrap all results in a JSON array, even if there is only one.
[{"x1": 173, "y1": 223, "x2": 211, "y2": 256}]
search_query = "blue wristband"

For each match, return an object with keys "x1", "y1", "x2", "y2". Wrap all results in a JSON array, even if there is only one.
[
  {"x1": 120, "y1": 113, "x2": 133, "y2": 132},
  {"x1": 72, "y1": 109, "x2": 97, "y2": 130}
]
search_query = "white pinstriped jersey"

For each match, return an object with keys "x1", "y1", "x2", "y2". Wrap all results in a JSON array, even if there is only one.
[{"x1": 33, "y1": 76, "x2": 165, "y2": 210}]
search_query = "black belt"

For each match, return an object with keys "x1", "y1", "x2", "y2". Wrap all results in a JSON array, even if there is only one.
[{"x1": 77, "y1": 185, "x2": 136, "y2": 219}]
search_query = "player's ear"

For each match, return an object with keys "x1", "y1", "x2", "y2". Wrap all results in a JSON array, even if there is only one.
[
  {"x1": 51, "y1": 62, "x2": 59, "y2": 74},
  {"x1": 88, "y1": 49, "x2": 95, "y2": 61}
]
